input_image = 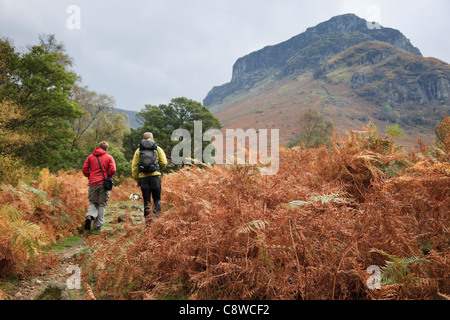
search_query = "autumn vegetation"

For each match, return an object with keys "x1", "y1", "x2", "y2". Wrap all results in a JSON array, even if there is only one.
[
  {"x1": 0, "y1": 34, "x2": 448, "y2": 300},
  {"x1": 81, "y1": 118, "x2": 449, "y2": 300},
  {"x1": 0, "y1": 169, "x2": 88, "y2": 277}
]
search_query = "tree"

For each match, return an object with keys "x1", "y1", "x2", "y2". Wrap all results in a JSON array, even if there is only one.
[
  {"x1": 71, "y1": 85, "x2": 118, "y2": 150},
  {"x1": 123, "y1": 97, "x2": 222, "y2": 163},
  {"x1": 0, "y1": 35, "x2": 83, "y2": 169},
  {"x1": 291, "y1": 108, "x2": 334, "y2": 148},
  {"x1": 0, "y1": 38, "x2": 17, "y2": 92},
  {"x1": 381, "y1": 102, "x2": 400, "y2": 124},
  {"x1": 0, "y1": 101, "x2": 32, "y2": 184},
  {"x1": 386, "y1": 124, "x2": 405, "y2": 140},
  {"x1": 122, "y1": 127, "x2": 145, "y2": 161},
  {"x1": 83, "y1": 111, "x2": 130, "y2": 151},
  {"x1": 0, "y1": 35, "x2": 132, "y2": 176},
  {"x1": 69, "y1": 85, "x2": 131, "y2": 177}
]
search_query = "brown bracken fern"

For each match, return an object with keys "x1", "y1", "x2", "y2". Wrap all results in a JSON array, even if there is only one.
[{"x1": 83, "y1": 117, "x2": 449, "y2": 300}]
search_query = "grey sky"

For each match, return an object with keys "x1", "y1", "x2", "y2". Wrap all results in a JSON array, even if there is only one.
[{"x1": 1, "y1": 0, "x2": 449, "y2": 111}]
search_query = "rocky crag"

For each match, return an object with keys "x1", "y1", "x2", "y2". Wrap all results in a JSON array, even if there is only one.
[{"x1": 204, "y1": 14, "x2": 450, "y2": 145}]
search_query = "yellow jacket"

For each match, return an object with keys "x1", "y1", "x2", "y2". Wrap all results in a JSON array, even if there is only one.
[{"x1": 132, "y1": 139, "x2": 167, "y2": 181}]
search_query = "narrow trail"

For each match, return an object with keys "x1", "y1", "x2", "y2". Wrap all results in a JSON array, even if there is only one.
[
  {"x1": 3, "y1": 200, "x2": 145, "y2": 300},
  {"x1": 11, "y1": 239, "x2": 88, "y2": 300}
]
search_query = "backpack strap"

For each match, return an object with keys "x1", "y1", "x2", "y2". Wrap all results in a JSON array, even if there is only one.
[
  {"x1": 155, "y1": 148, "x2": 162, "y2": 176},
  {"x1": 95, "y1": 155, "x2": 106, "y2": 179}
]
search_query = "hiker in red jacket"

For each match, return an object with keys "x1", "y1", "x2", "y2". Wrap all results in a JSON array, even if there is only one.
[{"x1": 82, "y1": 141, "x2": 116, "y2": 232}]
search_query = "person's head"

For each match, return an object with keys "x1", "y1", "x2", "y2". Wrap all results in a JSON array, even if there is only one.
[
  {"x1": 143, "y1": 132, "x2": 153, "y2": 140},
  {"x1": 98, "y1": 141, "x2": 109, "y2": 151}
]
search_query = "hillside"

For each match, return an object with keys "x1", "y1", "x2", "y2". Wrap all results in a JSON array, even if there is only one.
[
  {"x1": 114, "y1": 107, "x2": 139, "y2": 129},
  {"x1": 315, "y1": 41, "x2": 450, "y2": 127},
  {"x1": 204, "y1": 14, "x2": 450, "y2": 146}
]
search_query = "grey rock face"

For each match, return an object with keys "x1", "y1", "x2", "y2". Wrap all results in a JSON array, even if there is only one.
[{"x1": 204, "y1": 14, "x2": 422, "y2": 109}]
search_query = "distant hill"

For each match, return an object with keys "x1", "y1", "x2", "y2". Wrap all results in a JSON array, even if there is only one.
[
  {"x1": 204, "y1": 14, "x2": 450, "y2": 146},
  {"x1": 114, "y1": 107, "x2": 139, "y2": 129},
  {"x1": 315, "y1": 41, "x2": 450, "y2": 126}
]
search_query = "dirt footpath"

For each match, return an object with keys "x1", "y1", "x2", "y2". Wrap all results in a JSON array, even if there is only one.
[{"x1": 2, "y1": 201, "x2": 145, "y2": 300}]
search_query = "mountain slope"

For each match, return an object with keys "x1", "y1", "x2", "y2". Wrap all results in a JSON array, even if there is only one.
[
  {"x1": 114, "y1": 107, "x2": 139, "y2": 129},
  {"x1": 204, "y1": 13, "x2": 421, "y2": 111},
  {"x1": 315, "y1": 41, "x2": 450, "y2": 127},
  {"x1": 204, "y1": 14, "x2": 449, "y2": 146}
]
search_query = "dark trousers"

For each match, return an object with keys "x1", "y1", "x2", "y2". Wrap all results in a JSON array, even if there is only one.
[{"x1": 139, "y1": 176, "x2": 161, "y2": 217}]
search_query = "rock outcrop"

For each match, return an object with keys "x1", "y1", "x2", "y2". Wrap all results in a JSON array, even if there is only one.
[
  {"x1": 203, "y1": 13, "x2": 450, "y2": 145},
  {"x1": 316, "y1": 41, "x2": 450, "y2": 107},
  {"x1": 204, "y1": 14, "x2": 422, "y2": 110}
]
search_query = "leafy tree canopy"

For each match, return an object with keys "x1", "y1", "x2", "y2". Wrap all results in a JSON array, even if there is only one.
[
  {"x1": 123, "y1": 97, "x2": 222, "y2": 163},
  {"x1": 290, "y1": 108, "x2": 334, "y2": 148},
  {"x1": 0, "y1": 35, "x2": 83, "y2": 168}
]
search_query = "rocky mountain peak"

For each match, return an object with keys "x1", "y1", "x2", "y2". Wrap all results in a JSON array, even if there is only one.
[
  {"x1": 308, "y1": 13, "x2": 369, "y2": 33},
  {"x1": 205, "y1": 14, "x2": 422, "y2": 109}
]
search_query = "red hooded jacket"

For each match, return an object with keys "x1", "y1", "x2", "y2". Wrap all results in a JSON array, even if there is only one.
[{"x1": 82, "y1": 147, "x2": 116, "y2": 186}]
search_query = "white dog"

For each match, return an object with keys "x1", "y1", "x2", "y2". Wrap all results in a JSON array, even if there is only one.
[{"x1": 129, "y1": 193, "x2": 141, "y2": 204}]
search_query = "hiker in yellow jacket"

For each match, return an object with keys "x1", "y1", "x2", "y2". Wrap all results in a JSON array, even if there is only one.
[{"x1": 132, "y1": 132, "x2": 167, "y2": 223}]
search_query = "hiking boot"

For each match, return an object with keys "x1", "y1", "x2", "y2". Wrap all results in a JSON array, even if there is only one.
[
  {"x1": 94, "y1": 226, "x2": 102, "y2": 233},
  {"x1": 152, "y1": 206, "x2": 161, "y2": 219},
  {"x1": 84, "y1": 216, "x2": 93, "y2": 230}
]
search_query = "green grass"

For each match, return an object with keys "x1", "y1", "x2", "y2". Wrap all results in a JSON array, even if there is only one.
[
  {"x1": 0, "y1": 275, "x2": 19, "y2": 292},
  {"x1": 43, "y1": 234, "x2": 82, "y2": 254}
]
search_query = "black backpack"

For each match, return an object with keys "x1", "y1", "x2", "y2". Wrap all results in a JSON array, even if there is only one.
[{"x1": 138, "y1": 139, "x2": 160, "y2": 173}]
